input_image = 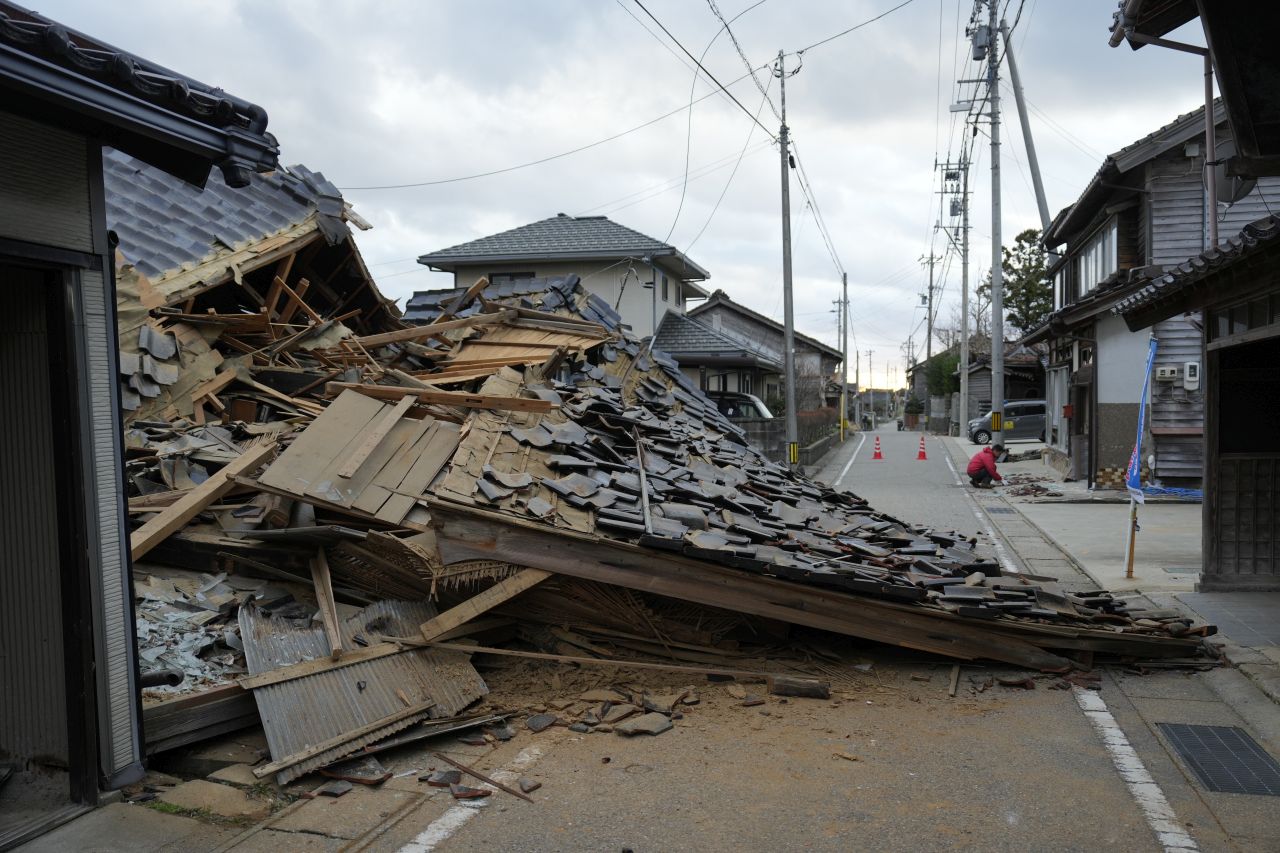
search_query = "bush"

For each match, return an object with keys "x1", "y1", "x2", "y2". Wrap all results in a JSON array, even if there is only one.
[{"x1": 904, "y1": 396, "x2": 924, "y2": 415}]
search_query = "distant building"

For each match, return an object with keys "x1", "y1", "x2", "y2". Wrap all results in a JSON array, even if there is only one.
[
  {"x1": 416, "y1": 213, "x2": 709, "y2": 337},
  {"x1": 652, "y1": 312, "x2": 781, "y2": 397},
  {"x1": 686, "y1": 290, "x2": 843, "y2": 410}
]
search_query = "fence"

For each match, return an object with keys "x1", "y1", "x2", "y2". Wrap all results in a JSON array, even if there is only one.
[{"x1": 734, "y1": 408, "x2": 840, "y2": 465}]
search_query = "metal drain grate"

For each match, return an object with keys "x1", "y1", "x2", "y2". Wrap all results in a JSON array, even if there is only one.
[
  {"x1": 1158, "y1": 723, "x2": 1280, "y2": 795},
  {"x1": 986, "y1": 507, "x2": 1016, "y2": 514},
  {"x1": 1162, "y1": 566, "x2": 1199, "y2": 574}
]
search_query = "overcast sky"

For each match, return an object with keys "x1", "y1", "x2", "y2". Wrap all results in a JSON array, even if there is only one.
[{"x1": 51, "y1": 0, "x2": 1208, "y2": 386}]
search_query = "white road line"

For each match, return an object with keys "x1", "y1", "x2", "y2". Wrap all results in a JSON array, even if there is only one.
[
  {"x1": 398, "y1": 744, "x2": 547, "y2": 853},
  {"x1": 1074, "y1": 689, "x2": 1199, "y2": 852},
  {"x1": 834, "y1": 433, "x2": 868, "y2": 487},
  {"x1": 945, "y1": 453, "x2": 1019, "y2": 574}
]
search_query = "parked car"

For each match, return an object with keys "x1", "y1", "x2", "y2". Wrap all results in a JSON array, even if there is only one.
[
  {"x1": 968, "y1": 399, "x2": 1046, "y2": 444},
  {"x1": 704, "y1": 391, "x2": 773, "y2": 420}
]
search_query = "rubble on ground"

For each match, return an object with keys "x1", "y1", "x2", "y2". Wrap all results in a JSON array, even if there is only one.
[{"x1": 114, "y1": 155, "x2": 1213, "y2": 786}]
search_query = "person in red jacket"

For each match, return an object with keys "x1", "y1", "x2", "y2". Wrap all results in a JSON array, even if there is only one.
[{"x1": 967, "y1": 444, "x2": 1005, "y2": 488}]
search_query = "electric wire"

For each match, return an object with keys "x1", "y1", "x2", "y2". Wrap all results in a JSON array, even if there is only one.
[
  {"x1": 792, "y1": 0, "x2": 920, "y2": 55},
  {"x1": 706, "y1": 0, "x2": 781, "y2": 122},
  {"x1": 630, "y1": 0, "x2": 775, "y2": 138},
  {"x1": 337, "y1": 65, "x2": 769, "y2": 191}
]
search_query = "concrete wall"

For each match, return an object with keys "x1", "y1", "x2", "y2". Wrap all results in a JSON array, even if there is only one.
[
  {"x1": 451, "y1": 260, "x2": 698, "y2": 338},
  {"x1": 1095, "y1": 315, "x2": 1150, "y2": 404}
]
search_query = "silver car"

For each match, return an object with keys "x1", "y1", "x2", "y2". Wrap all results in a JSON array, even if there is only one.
[{"x1": 968, "y1": 400, "x2": 1046, "y2": 444}]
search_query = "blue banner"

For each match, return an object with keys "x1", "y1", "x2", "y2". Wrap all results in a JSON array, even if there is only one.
[{"x1": 1126, "y1": 337, "x2": 1159, "y2": 503}]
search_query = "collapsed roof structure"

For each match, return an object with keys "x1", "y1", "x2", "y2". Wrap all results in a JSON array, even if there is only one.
[{"x1": 115, "y1": 168, "x2": 1211, "y2": 782}]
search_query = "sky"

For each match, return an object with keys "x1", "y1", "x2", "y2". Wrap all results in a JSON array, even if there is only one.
[{"x1": 48, "y1": 0, "x2": 1209, "y2": 387}]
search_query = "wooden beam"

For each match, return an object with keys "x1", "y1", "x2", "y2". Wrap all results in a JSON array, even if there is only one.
[
  {"x1": 238, "y1": 642, "x2": 412, "y2": 690},
  {"x1": 352, "y1": 309, "x2": 515, "y2": 348},
  {"x1": 277, "y1": 277, "x2": 312, "y2": 324},
  {"x1": 436, "y1": 276, "x2": 490, "y2": 322},
  {"x1": 272, "y1": 276, "x2": 323, "y2": 324},
  {"x1": 337, "y1": 395, "x2": 415, "y2": 479},
  {"x1": 326, "y1": 382, "x2": 553, "y2": 413},
  {"x1": 419, "y1": 569, "x2": 551, "y2": 641},
  {"x1": 387, "y1": 637, "x2": 776, "y2": 680},
  {"x1": 130, "y1": 442, "x2": 277, "y2": 560},
  {"x1": 252, "y1": 698, "x2": 436, "y2": 779},
  {"x1": 310, "y1": 550, "x2": 344, "y2": 659},
  {"x1": 426, "y1": 501, "x2": 1077, "y2": 671}
]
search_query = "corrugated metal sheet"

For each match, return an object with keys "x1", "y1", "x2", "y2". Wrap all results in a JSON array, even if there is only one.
[
  {"x1": 0, "y1": 111, "x2": 91, "y2": 252},
  {"x1": 0, "y1": 267, "x2": 69, "y2": 763},
  {"x1": 79, "y1": 268, "x2": 142, "y2": 778},
  {"x1": 240, "y1": 600, "x2": 487, "y2": 783}
]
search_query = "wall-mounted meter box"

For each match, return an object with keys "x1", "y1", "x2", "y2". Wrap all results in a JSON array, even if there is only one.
[
  {"x1": 1184, "y1": 361, "x2": 1201, "y2": 391},
  {"x1": 1155, "y1": 366, "x2": 1181, "y2": 382}
]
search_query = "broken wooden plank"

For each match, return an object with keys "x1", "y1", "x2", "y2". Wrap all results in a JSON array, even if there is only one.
[
  {"x1": 131, "y1": 442, "x2": 277, "y2": 560},
  {"x1": 436, "y1": 276, "x2": 490, "y2": 323},
  {"x1": 325, "y1": 382, "x2": 552, "y2": 413},
  {"x1": 765, "y1": 675, "x2": 830, "y2": 699},
  {"x1": 310, "y1": 550, "x2": 344, "y2": 659},
  {"x1": 237, "y1": 642, "x2": 411, "y2": 690},
  {"x1": 431, "y1": 752, "x2": 533, "y2": 803},
  {"x1": 420, "y1": 569, "x2": 551, "y2": 641},
  {"x1": 337, "y1": 394, "x2": 415, "y2": 479},
  {"x1": 352, "y1": 309, "x2": 516, "y2": 348}
]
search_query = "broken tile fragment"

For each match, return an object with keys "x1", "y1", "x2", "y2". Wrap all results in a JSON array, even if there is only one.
[
  {"x1": 526, "y1": 713, "x2": 560, "y2": 732},
  {"x1": 422, "y1": 770, "x2": 462, "y2": 787},
  {"x1": 449, "y1": 783, "x2": 491, "y2": 800},
  {"x1": 518, "y1": 777, "x2": 542, "y2": 794},
  {"x1": 600, "y1": 703, "x2": 639, "y2": 724},
  {"x1": 318, "y1": 780, "x2": 353, "y2": 797},
  {"x1": 614, "y1": 712, "x2": 673, "y2": 737}
]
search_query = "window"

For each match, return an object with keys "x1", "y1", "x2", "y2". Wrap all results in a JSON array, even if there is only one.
[
  {"x1": 1076, "y1": 219, "x2": 1118, "y2": 297},
  {"x1": 489, "y1": 271, "x2": 535, "y2": 286},
  {"x1": 661, "y1": 275, "x2": 669, "y2": 302},
  {"x1": 1054, "y1": 266, "x2": 1068, "y2": 310}
]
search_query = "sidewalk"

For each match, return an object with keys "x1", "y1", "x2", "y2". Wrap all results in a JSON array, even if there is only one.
[{"x1": 937, "y1": 436, "x2": 1280, "y2": 706}]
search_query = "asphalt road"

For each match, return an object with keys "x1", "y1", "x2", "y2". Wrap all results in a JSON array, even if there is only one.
[{"x1": 821, "y1": 430, "x2": 986, "y2": 541}]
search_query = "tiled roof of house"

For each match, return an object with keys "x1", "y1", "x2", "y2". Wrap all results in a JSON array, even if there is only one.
[
  {"x1": 653, "y1": 313, "x2": 782, "y2": 369},
  {"x1": 405, "y1": 274, "x2": 625, "y2": 331},
  {"x1": 104, "y1": 148, "x2": 349, "y2": 282},
  {"x1": 687, "y1": 290, "x2": 843, "y2": 360},
  {"x1": 1113, "y1": 213, "x2": 1280, "y2": 323},
  {"x1": 417, "y1": 214, "x2": 710, "y2": 281}
]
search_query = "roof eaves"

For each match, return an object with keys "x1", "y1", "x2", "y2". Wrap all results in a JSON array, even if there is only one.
[{"x1": 0, "y1": 2, "x2": 278, "y2": 186}]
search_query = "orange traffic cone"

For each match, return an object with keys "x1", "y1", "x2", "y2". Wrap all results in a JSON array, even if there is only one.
[
  {"x1": 872, "y1": 435, "x2": 883, "y2": 461},
  {"x1": 916, "y1": 434, "x2": 928, "y2": 461}
]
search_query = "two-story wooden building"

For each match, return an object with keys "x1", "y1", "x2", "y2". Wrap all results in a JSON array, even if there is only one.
[{"x1": 1028, "y1": 101, "x2": 1280, "y2": 486}]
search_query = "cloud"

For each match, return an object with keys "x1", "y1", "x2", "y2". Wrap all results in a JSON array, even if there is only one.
[{"x1": 47, "y1": 0, "x2": 1213, "y2": 376}]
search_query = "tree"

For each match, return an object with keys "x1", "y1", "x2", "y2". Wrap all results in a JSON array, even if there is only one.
[
  {"x1": 977, "y1": 227, "x2": 1052, "y2": 337},
  {"x1": 925, "y1": 352, "x2": 960, "y2": 397}
]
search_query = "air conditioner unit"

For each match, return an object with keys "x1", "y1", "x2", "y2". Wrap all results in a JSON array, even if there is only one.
[{"x1": 1154, "y1": 366, "x2": 1181, "y2": 382}]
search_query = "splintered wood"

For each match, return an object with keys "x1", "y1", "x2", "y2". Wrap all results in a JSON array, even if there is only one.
[{"x1": 257, "y1": 390, "x2": 459, "y2": 525}]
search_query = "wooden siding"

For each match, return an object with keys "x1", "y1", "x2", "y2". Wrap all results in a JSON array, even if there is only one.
[
  {"x1": 1147, "y1": 154, "x2": 1207, "y2": 265},
  {"x1": 1151, "y1": 315, "x2": 1204, "y2": 482}
]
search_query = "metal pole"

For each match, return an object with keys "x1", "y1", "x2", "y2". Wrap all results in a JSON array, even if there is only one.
[
  {"x1": 840, "y1": 272, "x2": 849, "y2": 442},
  {"x1": 925, "y1": 254, "x2": 936, "y2": 362},
  {"x1": 959, "y1": 155, "x2": 971, "y2": 437},
  {"x1": 1001, "y1": 20, "x2": 1051, "y2": 233},
  {"x1": 777, "y1": 50, "x2": 799, "y2": 468},
  {"x1": 646, "y1": 256, "x2": 658, "y2": 339},
  {"x1": 1205, "y1": 52, "x2": 1218, "y2": 249},
  {"x1": 867, "y1": 349, "x2": 874, "y2": 430},
  {"x1": 989, "y1": 0, "x2": 1005, "y2": 447}
]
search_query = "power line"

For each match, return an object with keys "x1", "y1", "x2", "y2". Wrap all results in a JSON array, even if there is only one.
[
  {"x1": 706, "y1": 0, "x2": 781, "y2": 122},
  {"x1": 685, "y1": 74, "x2": 775, "y2": 252},
  {"x1": 663, "y1": 0, "x2": 772, "y2": 243},
  {"x1": 793, "y1": 0, "x2": 920, "y2": 55},
  {"x1": 337, "y1": 65, "x2": 769, "y2": 191},
  {"x1": 578, "y1": 140, "x2": 774, "y2": 217},
  {"x1": 789, "y1": 140, "x2": 844, "y2": 276},
  {"x1": 631, "y1": 0, "x2": 775, "y2": 138}
]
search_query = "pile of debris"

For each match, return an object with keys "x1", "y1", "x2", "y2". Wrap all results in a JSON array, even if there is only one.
[
  {"x1": 1001, "y1": 473, "x2": 1064, "y2": 498},
  {"x1": 113, "y1": 154, "x2": 1211, "y2": 785}
]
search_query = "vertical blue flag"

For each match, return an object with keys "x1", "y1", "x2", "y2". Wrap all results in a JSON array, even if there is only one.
[{"x1": 1126, "y1": 337, "x2": 1159, "y2": 503}]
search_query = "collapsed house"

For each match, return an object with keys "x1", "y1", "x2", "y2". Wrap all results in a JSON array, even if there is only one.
[{"x1": 118, "y1": 195, "x2": 1215, "y2": 781}]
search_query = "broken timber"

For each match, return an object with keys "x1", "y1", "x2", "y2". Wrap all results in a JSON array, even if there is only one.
[
  {"x1": 428, "y1": 501, "x2": 1201, "y2": 671},
  {"x1": 420, "y1": 568, "x2": 551, "y2": 641},
  {"x1": 325, "y1": 382, "x2": 553, "y2": 413}
]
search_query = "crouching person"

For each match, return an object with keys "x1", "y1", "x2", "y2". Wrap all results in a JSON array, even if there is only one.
[{"x1": 967, "y1": 444, "x2": 1004, "y2": 488}]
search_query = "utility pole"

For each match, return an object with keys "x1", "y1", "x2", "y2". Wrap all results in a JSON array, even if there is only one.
[
  {"x1": 920, "y1": 253, "x2": 940, "y2": 362},
  {"x1": 985, "y1": 0, "x2": 1005, "y2": 446},
  {"x1": 1000, "y1": 19, "x2": 1051, "y2": 234},
  {"x1": 840, "y1": 271, "x2": 849, "y2": 442},
  {"x1": 938, "y1": 155, "x2": 970, "y2": 435},
  {"x1": 775, "y1": 50, "x2": 799, "y2": 469},
  {"x1": 866, "y1": 349, "x2": 874, "y2": 430}
]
